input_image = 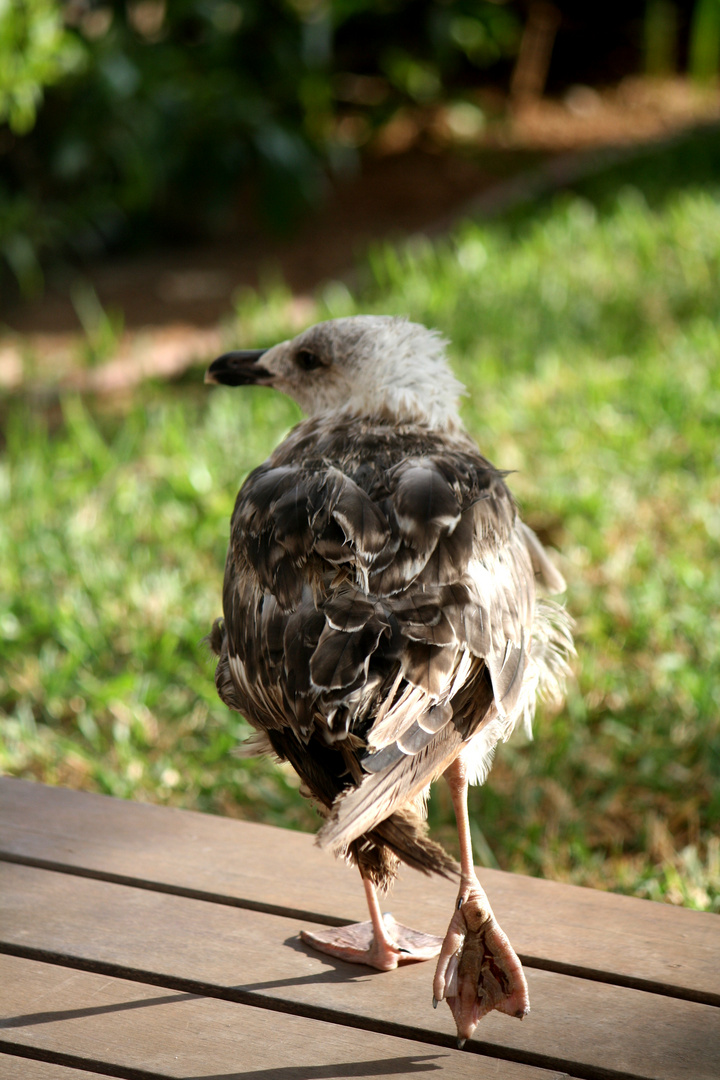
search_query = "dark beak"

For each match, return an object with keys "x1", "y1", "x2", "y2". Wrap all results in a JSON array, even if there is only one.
[{"x1": 204, "y1": 349, "x2": 273, "y2": 387}]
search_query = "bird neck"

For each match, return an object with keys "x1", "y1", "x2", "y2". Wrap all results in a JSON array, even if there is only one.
[{"x1": 311, "y1": 387, "x2": 464, "y2": 433}]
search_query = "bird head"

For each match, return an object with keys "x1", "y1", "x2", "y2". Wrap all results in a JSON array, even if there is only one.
[{"x1": 205, "y1": 315, "x2": 465, "y2": 428}]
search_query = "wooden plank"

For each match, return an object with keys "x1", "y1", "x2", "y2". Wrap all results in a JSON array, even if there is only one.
[
  {"x1": 2, "y1": 861, "x2": 718, "y2": 1080},
  {"x1": 1, "y1": 777, "x2": 717, "y2": 1005},
  {"x1": 0, "y1": 955, "x2": 565, "y2": 1080},
  {"x1": 0, "y1": 1056, "x2": 104, "y2": 1080}
]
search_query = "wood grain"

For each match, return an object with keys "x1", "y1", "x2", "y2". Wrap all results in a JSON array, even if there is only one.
[
  {"x1": 0, "y1": 954, "x2": 566, "y2": 1080},
  {"x1": 1, "y1": 777, "x2": 716, "y2": 1005},
  {"x1": 2, "y1": 861, "x2": 718, "y2": 1080}
]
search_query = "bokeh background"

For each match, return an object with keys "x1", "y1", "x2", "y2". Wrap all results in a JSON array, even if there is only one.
[{"x1": 1, "y1": 1, "x2": 719, "y2": 911}]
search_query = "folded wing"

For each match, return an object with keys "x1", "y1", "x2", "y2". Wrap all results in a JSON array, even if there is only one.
[{"x1": 214, "y1": 416, "x2": 569, "y2": 868}]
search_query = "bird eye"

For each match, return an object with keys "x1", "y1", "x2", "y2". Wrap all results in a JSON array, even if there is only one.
[{"x1": 296, "y1": 349, "x2": 323, "y2": 372}]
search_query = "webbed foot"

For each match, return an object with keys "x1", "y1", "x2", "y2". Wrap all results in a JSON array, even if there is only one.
[
  {"x1": 433, "y1": 884, "x2": 529, "y2": 1043},
  {"x1": 301, "y1": 914, "x2": 443, "y2": 971}
]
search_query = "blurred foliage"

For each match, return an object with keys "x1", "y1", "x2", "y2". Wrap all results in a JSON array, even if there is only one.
[
  {"x1": 1, "y1": 153, "x2": 719, "y2": 908},
  {"x1": 688, "y1": 0, "x2": 720, "y2": 83},
  {"x1": 0, "y1": 0, "x2": 523, "y2": 296},
  {"x1": 4, "y1": 0, "x2": 718, "y2": 298},
  {"x1": 643, "y1": 0, "x2": 720, "y2": 82},
  {"x1": 0, "y1": 0, "x2": 86, "y2": 133}
]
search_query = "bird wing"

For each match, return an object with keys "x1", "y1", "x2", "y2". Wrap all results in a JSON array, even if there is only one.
[
  {"x1": 316, "y1": 502, "x2": 541, "y2": 855},
  {"x1": 216, "y1": 416, "x2": 557, "y2": 852}
]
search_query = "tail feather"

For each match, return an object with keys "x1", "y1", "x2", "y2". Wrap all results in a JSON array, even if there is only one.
[
  {"x1": 318, "y1": 719, "x2": 461, "y2": 855},
  {"x1": 371, "y1": 810, "x2": 459, "y2": 880}
]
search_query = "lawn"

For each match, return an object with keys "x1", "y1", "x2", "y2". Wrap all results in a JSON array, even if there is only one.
[{"x1": 1, "y1": 129, "x2": 719, "y2": 910}]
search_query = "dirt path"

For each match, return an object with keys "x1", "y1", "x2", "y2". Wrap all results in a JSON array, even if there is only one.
[{"x1": 1, "y1": 76, "x2": 717, "y2": 396}]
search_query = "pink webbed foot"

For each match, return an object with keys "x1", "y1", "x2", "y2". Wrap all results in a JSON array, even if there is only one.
[
  {"x1": 433, "y1": 884, "x2": 529, "y2": 1045},
  {"x1": 301, "y1": 914, "x2": 443, "y2": 972}
]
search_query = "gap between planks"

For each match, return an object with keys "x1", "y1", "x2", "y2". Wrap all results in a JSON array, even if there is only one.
[
  {"x1": 0, "y1": 947, "x2": 652, "y2": 1080},
  {"x1": 7, "y1": 861, "x2": 716, "y2": 1080},
  {"x1": 3, "y1": 778, "x2": 716, "y2": 1008},
  {"x1": 1, "y1": 850, "x2": 717, "y2": 1010},
  {"x1": 0, "y1": 1044, "x2": 163, "y2": 1080},
  {"x1": 0, "y1": 1053, "x2": 108, "y2": 1080},
  {"x1": 1, "y1": 953, "x2": 571, "y2": 1080}
]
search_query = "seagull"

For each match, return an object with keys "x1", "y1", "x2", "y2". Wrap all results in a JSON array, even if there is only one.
[{"x1": 205, "y1": 315, "x2": 573, "y2": 1044}]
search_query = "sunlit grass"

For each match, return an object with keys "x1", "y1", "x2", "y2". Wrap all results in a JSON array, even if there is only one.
[{"x1": 1, "y1": 168, "x2": 719, "y2": 910}]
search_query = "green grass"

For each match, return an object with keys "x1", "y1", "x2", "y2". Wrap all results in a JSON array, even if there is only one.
[{"x1": 2, "y1": 137, "x2": 719, "y2": 910}]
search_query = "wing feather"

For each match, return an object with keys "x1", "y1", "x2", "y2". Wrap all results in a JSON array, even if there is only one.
[
  {"x1": 214, "y1": 412, "x2": 572, "y2": 878},
  {"x1": 518, "y1": 520, "x2": 567, "y2": 593}
]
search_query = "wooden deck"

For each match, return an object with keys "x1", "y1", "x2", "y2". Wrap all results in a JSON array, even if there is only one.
[{"x1": 0, "y1": 777, "x2": 717, "y2": 1080}]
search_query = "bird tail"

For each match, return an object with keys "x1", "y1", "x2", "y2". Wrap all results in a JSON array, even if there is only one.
[
  {"x1": 205, "y1": 617, "x2": 225, "y2": 655},
  {"x1": 371, "y1": 809, "x2": 459, "y2": 880},
  {"x1": 317, "y1": 720, "x2": 460, "y2": 856}
]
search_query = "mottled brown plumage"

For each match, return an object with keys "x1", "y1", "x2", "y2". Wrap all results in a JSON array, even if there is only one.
[{"x1": 205, "y1": 315, "x2": 573, "y2": 1042}]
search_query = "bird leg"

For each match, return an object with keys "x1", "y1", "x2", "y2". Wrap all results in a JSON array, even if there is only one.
[
  {"x1": 433, "y1": 754, "x2": 530, "y2": 1044},
  {"x1": 300, "y1": 873, "x2": 443, "y2": 970}
]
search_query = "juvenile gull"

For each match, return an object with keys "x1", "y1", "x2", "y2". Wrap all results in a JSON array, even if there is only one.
[{"x1": 205, "y1": 315, "x2": 573, "y2": 1044}]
